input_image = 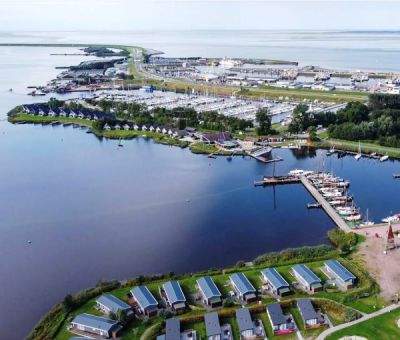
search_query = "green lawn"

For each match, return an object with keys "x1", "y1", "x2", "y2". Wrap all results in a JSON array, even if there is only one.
[{"x1": 326, "y1": 308, "x2": 400, "y2": 340}]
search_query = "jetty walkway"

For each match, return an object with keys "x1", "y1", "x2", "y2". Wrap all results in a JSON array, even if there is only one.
[{"x1": 300, "y1": 176, "x2": 352, "y2": 233}]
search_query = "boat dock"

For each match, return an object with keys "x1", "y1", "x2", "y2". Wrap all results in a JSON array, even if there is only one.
[
  {"x1": 299, "y1": 176, "x2": 352, "y2": 232},
  {"x1": 255, "y1": 172, "x2": 353, "y2": 232},
  {"x1": 254, "y1": 175, "x2": 301, "y2": 186},
  {"x1": 249, "y1": 155, "x2": 283, "y2": 163}
]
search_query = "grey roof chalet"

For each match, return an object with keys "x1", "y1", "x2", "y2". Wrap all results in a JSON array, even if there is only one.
[
  {"x1": 71, "y1": 313, "x2": 118, "y2": 333},
  {"x1": 130, "y1": 286, "x2": 158, "y2": 310},
  {"x1": 205, "y1": 312, "x2": 221, "y2": 337},
  {"x1": 197, "y1": 276, "x2": 221, "y2": 300},
  {"x1": 292, "y1": 264, "x2": 321, "y2": 285},
  {"x1": 96, "y1": 294, "x2": 131, "y2": 313},
  {"x1": 325, "y1": 260, "x2": 356, "y2": 282},
  {"x1": 163, "y1": 281, "x2": 186, "y2": 304},
  {"x1": 297, "y1": 299, "x2": 318, "y2": 321},
  {"x1": 267, "y1": 303, "x2": 287, "y2": 326},
  {"x1": 165, "y1": 317, "x2": 180, "y2": 340},
  {"x1": 202, "y1": 131, "x2": 232, "y2": 143},
  {"x1": 236, "y1": 307, "x2": 253, "y2": 332},
  {"x1": 230, "y1": 272, "x2": 256, "y2": 295},
  {"x1": 261, "y1": 268, "x2": 290, "y2": 290}
]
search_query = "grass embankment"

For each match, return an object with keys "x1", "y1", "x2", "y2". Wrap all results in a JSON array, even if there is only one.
[
  {"x1": 189, "y1": 142, "x2": 233, "y2": 155},
  {"x1": 326, "y1": 308, "x2": 400, "y2": 340},
  {"x1": 316, "y1": 138, "x2": 400, "y2": 159},
  {"x1": 9, "y1": 113, "x2": 94, "y2": 127}
]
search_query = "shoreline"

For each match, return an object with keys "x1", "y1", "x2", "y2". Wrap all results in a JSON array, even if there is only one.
[{"x1": 9, "y1": 111, "x2": 400, "y2": 160}]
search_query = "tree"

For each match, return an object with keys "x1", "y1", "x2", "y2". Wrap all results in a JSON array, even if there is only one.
[
  {"x1": 288, "y1": 104, "x2": 311, "y2": 133},
  {"x1": 337, "y1": 102, "x2": 369, "y2": 124},
  {"x1": 307, "y1": 126, "x2": 318, "y2": 141},
  {"x1": 48, "y1": 97, "x2": 62, "y2": 109},
  {"x1": 116, "y1": 309, "x2": 128, "y2": 325},
  {"x1": 62, "y1": 294, "x2": 75, "y2": 312},
  {"x1": 255, "y1": 108, "x2": 271, "y2": 135},
  {"x1": 109, "y1": 311, "x2": 117, "y2": 320}
]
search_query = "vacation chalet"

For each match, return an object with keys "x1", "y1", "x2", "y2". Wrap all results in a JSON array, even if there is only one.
[
  {"x1": 297, "y1": 299, "x2": 324, "y2": 329},
  {"x1": 229, "y1": 272, "x2": 257, "y2": 303},
  {"x1": 156, "y1": 317, "x2": 180, "y2": 340},
  {"x1": 96, "y1": 294, "x2": 132, "y2": 316},
  {"x1": 324, "y1": 260, "x2": 356, "y2": 290},
  {"x1": 201, "y1": 131, "x2": 232, "y2": 144},
  {"x1": 130, "y1": 285, "x2": 159, "y2": 317},
  {"x1": 160, "y1": 280, "x2": 187, "y2": 312},
  {"x1": 292, "y1": 264, "x2": 323, "y2": 293},
  {"x1": 204, "y1": 312, "x2": 222, "y2": 340},
  {"x1": 266, "y1": 303, "x2": 296, "y2": 335},
  {"x1": 236, "y1": 307, "x2": 255, "y2": 338},
  {"x1": 260, "y1": 268, "x2": 291, "y2": 297},
  {"x1": 70, "y1": 313, "x2": 121, "y2": 339},
  {"x1": 196, "y1": 276, "x2": 223, "y2": 308}
]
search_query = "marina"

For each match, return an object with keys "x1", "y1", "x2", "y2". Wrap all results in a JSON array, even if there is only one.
[{"x1": 255, "y1": 170, "x2": 371, "y2": 232}]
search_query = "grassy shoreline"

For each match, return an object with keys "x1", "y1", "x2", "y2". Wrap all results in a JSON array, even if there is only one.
[{"x1": 315, "y1": 139, "x2": 400, "y2": 159}]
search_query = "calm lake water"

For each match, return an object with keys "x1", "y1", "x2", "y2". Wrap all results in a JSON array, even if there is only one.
[
  {"x1": 0, "y1": 42, "x2": 400, "y2": 339},
  {"x1": 3, "y1": 30, "x2": 400, "y2": 71}
]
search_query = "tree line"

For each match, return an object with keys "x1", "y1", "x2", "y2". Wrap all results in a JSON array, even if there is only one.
[
  {"x1": 287, "y1": 94, "x2": 400, "y2": 147},
  {"x1": 87, "y1": 98, "x2": 254, "y2": 132}
]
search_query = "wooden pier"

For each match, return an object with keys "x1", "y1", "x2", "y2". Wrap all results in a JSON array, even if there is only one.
[
  {"x1": 299, "y1": 176, "x2": 352, "y2": 232},
  {"x1": 254, "y1": 176, "x2": 300, "y2": 186}
]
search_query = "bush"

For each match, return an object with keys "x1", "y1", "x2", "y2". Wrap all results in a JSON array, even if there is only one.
[
  {"x1": 223, "y1": 298, "x2": 234, "y2": 308},
  {"x1": 327, "y1": 229, "x2": 358, "y2": 253},
  {"x1": 253, "y1": 245, "x2": 336, "y2": 266}
]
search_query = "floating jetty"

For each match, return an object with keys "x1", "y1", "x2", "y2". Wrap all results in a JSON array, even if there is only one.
[
  {"x1": 299, "y1": 175, "x2": 352, "y2": 232},
  {"x1": 254, "y1": 175, "x2": 300, "y2": 186},
  {"x1": 307, "y1": 203, "x2": 321, "y2": 209}
]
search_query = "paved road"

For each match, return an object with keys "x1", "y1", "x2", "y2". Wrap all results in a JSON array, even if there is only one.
[{"x1": 316, "y1": 303, "x2": 400, "y2": 340}]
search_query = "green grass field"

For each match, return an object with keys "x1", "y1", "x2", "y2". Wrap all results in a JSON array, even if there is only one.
[{"x1": 326, "y1": 308, "x2": 400, "y2": 340}]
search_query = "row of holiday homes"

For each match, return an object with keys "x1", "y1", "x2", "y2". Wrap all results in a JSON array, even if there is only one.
[
  {"x1": 21, "y1": 104, "x2": 241, "y2": 145},
  {"x1": 66, "y1": 259, "x2": 355, "y2": 339}
]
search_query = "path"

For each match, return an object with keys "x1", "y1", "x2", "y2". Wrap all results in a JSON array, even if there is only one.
[{"x1": 316, "y1": 303, "x2": 400, "y2": 340}]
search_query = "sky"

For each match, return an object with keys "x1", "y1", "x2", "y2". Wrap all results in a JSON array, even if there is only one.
[{"x1": 1, "y1": 0, "x2": 400, "y2": 31}]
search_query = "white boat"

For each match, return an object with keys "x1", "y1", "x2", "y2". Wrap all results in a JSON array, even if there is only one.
[
  {"x1": 382, "y1": 214, "x2": 400, "y2": 223},
  {"x1": 219, "y1": 58, "x2": 242, "y2": 68},
  {"x1": 380, "y1": 155, "x2": 389, "y2": 162},
  {"x1": 360, "y1": 209, "x2": 375, "y2": 227},
  {"x1": 355, "y1": 141, "x2": 362, "y2": 160},
  {"x1": 339, "y1": 210, "x2": 359, "y2": 217},
  {"x1": 345, "y1": 214, "x2": 362, "y2": 222},
  {"x1": 288, "y1": 169, "x2": 304, "y2": 176}
]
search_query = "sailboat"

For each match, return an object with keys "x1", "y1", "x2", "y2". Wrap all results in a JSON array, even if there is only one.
[
  {"x1": 354, "y1": 141, "x2": 362, "y2": 160},
  {"x1": 118, "y1": 138, "x2": 123, "y2": 147},
  {"x1": 360, "y1": 209, "x2": 375, "y2": 227}
]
